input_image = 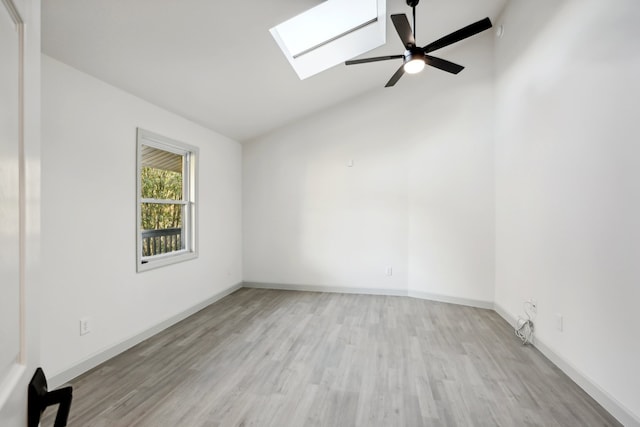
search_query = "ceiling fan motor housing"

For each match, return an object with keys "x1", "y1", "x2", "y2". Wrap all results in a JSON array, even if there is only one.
[
  {"x1": 406, "y1": 0, "x2": 420, "y2": 7},
  {"x1": 404, "y1": 47, "x2": 425, "y2": 64}
]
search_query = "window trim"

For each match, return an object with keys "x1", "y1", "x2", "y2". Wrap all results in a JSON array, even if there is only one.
[{"x1": 136, "y1": 128, "x2": 198, "y2": 272}]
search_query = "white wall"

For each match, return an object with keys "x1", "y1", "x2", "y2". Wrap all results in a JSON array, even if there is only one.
[
  {"x1": 407, "y1": 58, "x2": 495, "y2": 303},
  {"x1": 244, "y1": 34, "x2": 495, "y2": 304},
  {"x1": 36, "y1": 1, "x2": 640, "y2": 422},
  {"x1": 494, "y1": 0, "x2": 640, "y2": 423},
  {"x1": 41, "y1": 55, "x2": 242, "y2": 382}
]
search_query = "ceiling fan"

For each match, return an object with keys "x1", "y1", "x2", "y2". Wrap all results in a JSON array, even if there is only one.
[{"x1": 345, "y1": 0, "x2": 493, "y2": 87}]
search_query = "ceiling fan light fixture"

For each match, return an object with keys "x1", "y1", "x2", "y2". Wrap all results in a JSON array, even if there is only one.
[
  {"x1": 403, "y1": 50, "x2": 425, "y2": 74},
  {"x1": 404, "y1": 57, "x2": 425, "y2": 74}
]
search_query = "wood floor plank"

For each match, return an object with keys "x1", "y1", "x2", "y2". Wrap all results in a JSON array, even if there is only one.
[{"x1": 42, "y1": 288, "x2": 621, "y2": 426}]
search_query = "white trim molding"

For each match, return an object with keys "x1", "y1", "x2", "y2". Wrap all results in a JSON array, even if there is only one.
[
  {"x1": 408, "y1": 290, "x2": 494, "y2": 310},
  {"x1": 0, "y1": 0, "x2": 26, "y2": 413},
  {"x1": 243, "y1": 281, "x2": 407, "y2": 296},
  {"x1": 0, "y1": 364, "x2": 25, "y2": 411},
  {"x1": 243, "y1": 281, "x2": 494, "y2": 310}
]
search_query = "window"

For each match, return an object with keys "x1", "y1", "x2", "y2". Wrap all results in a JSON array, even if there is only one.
[
  {"x1": 269, "y1": 0, "x2": 386, "y2": 79},
  {"x1": 136, "y1": 129, "x2": 198, "y2": 271}
]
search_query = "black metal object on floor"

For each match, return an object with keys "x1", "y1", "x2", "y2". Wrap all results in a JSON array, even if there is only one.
[{"x1": 28, "y1": 367, "x2": 72, "y2": 427}]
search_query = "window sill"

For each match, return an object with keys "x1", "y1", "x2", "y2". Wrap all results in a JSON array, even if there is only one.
[{"x1": 137, "y1": 251, "x2": 198, "y2": 272}]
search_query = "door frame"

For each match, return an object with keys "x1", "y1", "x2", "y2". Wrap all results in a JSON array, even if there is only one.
[{"x1": 0, "y1": 0, "x2": 40, "y2": 424}]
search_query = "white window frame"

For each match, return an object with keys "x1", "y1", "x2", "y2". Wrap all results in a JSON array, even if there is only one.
[{"x1": 136, "y1": 129, "x2": 198, "y2": 272}]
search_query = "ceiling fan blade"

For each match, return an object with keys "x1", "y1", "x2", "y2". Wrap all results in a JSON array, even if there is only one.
[
  {"x1": 425, "y1": 55, "x2": 464, "y2": 74},
  {"x1": 423, "y1": 17, "x2": 492, "y2": 53},
  {"x1": 345, "y1": 55, "x2": 403, "y2": 65},
  {"x1": 385, "y1": 64, "x2": 406, "y2": 87},
  {"x1": 391, "y1": 14, "x2": 415, "y2": 48}
]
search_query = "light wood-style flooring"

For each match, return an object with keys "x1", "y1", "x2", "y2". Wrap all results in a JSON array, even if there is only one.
[{"x1": 43, "y1": 288, "x2": 620, "y2": 426}]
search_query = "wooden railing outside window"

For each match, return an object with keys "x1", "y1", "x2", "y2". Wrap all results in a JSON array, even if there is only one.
[{"x1": 142, "y1": 228, "x2": 182, "y2": 257}]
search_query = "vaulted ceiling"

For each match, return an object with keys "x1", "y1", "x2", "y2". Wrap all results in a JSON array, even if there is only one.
[{"x1": 42, "y1": 0, "x2": 507, "y2": 142}]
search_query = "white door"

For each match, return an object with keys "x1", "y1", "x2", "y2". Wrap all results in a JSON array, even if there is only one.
[{"x1": 0, "y1": 0, "x2": 39, "y2": 424}]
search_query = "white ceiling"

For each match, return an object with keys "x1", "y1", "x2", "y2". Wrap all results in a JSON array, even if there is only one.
[{"x1": 42, "y1": 0, "x2": 507, "y2": 142}]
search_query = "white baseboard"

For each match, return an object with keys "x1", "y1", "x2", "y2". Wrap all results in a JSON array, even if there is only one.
[
  {"x1": 494, "y1": 303, "x2": 640, "y2": 427},
  {"x1": 0, "y1": 363, "x2": 25, "y2": 411},
  {"x1": 48, "y1": 282, "x2": 243, "y2": 390},
  {"x1": 408, "y1": 289, "x2": 494, "y2": 310},
  {"x1": 242, "y1": 281, "x2": 408, "y2": 297},
  {"x1": 243, "y1": 281, "x2": 494, "y2": 310}
]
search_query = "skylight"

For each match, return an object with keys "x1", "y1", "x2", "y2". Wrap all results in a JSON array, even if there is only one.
[{"x1": 270, "y1": 0, "x2": 386, "y2": 80}]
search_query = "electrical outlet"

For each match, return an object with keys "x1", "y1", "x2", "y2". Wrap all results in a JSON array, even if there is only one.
[
  {"x1": 79, "y1": 317, "x2": 92, "y2": 336},
  {"x1": 385, "y1": 267, "x2": 393, "y2": 276},
  {"x1": 556, "y1": 314, "x2": 564, "y2": 332}
]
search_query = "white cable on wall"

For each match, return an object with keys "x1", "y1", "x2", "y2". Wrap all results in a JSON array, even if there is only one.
[{"x1": 515, "y1": 300, "x2": 536, "y2": 345}]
